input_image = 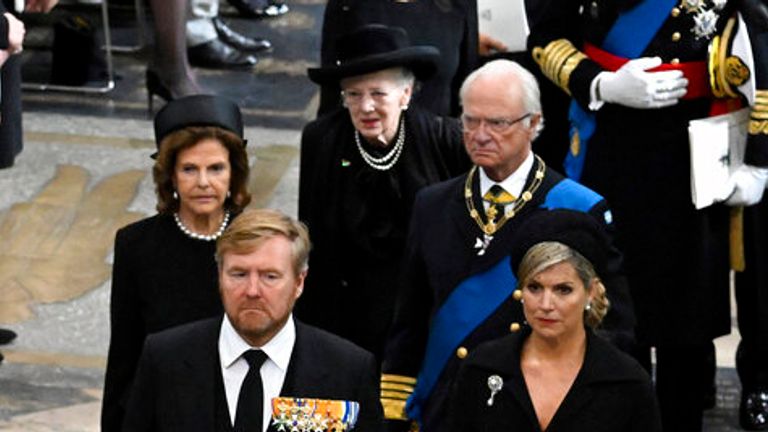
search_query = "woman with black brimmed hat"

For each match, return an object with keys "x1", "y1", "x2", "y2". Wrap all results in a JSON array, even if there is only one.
[
  {"x1": 296, "y1": 24, "x2": 470, "y2": 361},
  {"x1": 317, "y1": 0, "x2": 478, "y2": 117},
  {"x1": 449, "y1": 209, "x2": 661, "y2": 432},
  {"x1": 101, "y1": 95, "x2": 251, "y2": 432}
]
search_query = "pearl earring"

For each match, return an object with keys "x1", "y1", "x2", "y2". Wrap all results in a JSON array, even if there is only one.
[
  {"x1": 227, "y1": 190, "x2": 231, "y2": 198},
  {"x1": 585, "y1": 302, "x2": 592, "y2": 311},
  {"x1": 173, "y1": 191, "x2": 178, "y2": 200},
  {"x1": 401, "y1": 103, "x2": 409, "y2": 111}
]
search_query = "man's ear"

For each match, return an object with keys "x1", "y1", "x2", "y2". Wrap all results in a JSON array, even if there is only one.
[{"x1": 295, "y1": 269, "x2": 308, "y2": 299}]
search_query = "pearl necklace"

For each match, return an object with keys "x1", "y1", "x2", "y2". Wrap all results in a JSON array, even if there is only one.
[
  {"x1": 354, "y1": 118, "x2": 406, "y2": 171},
  {"x1": 174, "y1": 211, "x2": 230, "y2": 241}
]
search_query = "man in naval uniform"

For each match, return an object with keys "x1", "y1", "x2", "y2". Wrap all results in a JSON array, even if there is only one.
[
  {"x1": 379, "y1": 59, "x2": 636, "y2": 432},
  {"x1": 528, "y1": 0, "x2": 768, "y2": 429}
]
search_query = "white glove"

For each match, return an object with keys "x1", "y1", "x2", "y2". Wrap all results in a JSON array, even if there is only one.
[
  {"x1": 598, "y1": 57, "x2": 688, "y2": 109},
  {"x1": 725, "y1": 165, "x2": 768, "y2": 207}
]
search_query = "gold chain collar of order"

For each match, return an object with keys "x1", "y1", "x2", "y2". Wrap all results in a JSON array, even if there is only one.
[{"x1": 464, "y1": 155, "x2": 547, "y2": 236}]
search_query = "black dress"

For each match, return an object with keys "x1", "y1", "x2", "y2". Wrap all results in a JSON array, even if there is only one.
[
  {"x1": 318, "y1": 0, "x2": 478, "y2": 117},
  {"x1": 449, "y1": 328, "x2": 662, "y2": 432},
  {"x1": 101, "y1": 214, "x2": 224, "y2": 432},
  {"x1": 296, "y1": 106, "x2": 470, "y2": 360}
]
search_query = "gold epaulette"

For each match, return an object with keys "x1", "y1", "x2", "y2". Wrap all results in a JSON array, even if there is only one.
[
  {"x1": 750, "y1": 90, "x2": 768, "y2": 136},
  {"x1": 531, "y1": 39, "x2": 588, "y2": 96},
  {"x1": 380, "y1": 374, "x2": 416, "y2": 421},
  {"x1": 709, "y1": 16, "x2": 751, "y2": 100}
]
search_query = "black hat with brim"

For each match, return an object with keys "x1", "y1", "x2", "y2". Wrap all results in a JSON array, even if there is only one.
[
  {"x1": 508, "y1": 209, "x2": 612, "y2": 278},
  {"x1": 307, "y1": 24, "x2": 440, "y2": 85},
  {"x1": 152, "y1": 94, "x2": 244, "y2": 158}
]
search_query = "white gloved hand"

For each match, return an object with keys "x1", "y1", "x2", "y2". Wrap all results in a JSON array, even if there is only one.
[
  {"x1": 598, "y1": 57, "x2": 688, "y2": 109},
  {"x1": 725, "y1": 165, "x2": 768, "y2": 207}
]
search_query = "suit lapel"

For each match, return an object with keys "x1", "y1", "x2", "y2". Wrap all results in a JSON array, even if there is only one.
[
  {"x1": 279, "y1": 322, "x2": 331, "y2": 396},
  {"x1": 177, "y1": 319, "x2": 221, "y2": 431},
  {"x1": 448, "y1": 169, "x2": 487, "y2": 256}
]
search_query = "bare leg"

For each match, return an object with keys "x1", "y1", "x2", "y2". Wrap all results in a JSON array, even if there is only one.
[{"x1": 148, "y1": 0, "x2": 202, "y2": 97}]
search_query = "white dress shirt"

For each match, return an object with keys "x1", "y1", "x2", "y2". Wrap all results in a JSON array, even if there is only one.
[
  {"x1": 219, "y1": 314, "x2": 296, "y2": 432},
  {"x1": 479, "y1": 151, "x2": 534, "y2": 212}
]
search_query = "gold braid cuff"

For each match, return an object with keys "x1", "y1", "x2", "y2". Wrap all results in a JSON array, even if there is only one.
[
  {"x1": 381, "y1": 374, "x2": 416, "y2": 421},
  {"x1": 532, "y1": 39, "x2": 588, "y2": 96},
  {"x1": 750, "y1": 90, "x2": 768, "y2": 136}
]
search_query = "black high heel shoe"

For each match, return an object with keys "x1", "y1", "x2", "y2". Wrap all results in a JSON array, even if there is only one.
[{"x1": 146, "y1": 69, "x2": 173, "y2": 117}]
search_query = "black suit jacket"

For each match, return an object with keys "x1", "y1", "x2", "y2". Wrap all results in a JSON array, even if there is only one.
[{"x1": 122, "y1": 317, "x2": 384, "y2": 432}]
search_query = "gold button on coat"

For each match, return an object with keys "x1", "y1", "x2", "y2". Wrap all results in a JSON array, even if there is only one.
[
  {"x1": 670, "y1": 58, "x2": 680, "y2": 65},
  {"x1": 671, "y1": 7, "x2": 681, "y2": 17},
  {"x1": 510, "y1": 322, "x2": 521, "y2": 332},
  {"x1": 672, "y1": 32, "x2": 681, "y2": 42},
  {"x1": 456, "y1": 347, "x2": 468, "y2": 359},
  {"x1": 512, "y1": 290, "x2": 523, "y2": 301}
]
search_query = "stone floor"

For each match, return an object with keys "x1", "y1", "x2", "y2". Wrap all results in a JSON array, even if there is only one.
[{"x1": 0, "y1": 1, "x2": 754, "y2": 430}]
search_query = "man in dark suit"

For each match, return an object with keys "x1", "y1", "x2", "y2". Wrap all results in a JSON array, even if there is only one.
[
  {"x1": 122, "y1": 209, "x2": 383, "y2": 432},
  {"x1": 380, "y1": 59, "x2": 636, "y2": 432}
]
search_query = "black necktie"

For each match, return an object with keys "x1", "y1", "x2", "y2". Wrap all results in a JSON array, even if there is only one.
[{"x1": 235, "y1": 349, "x2": 268, "y2": 432}]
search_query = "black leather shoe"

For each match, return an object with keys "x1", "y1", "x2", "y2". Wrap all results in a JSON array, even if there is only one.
[
  {"x1": 212, "y1": 18, "x2": 272, "y2": 53},
  {"x1": 741, "y1": 390, "x2": 768, "y2": 430},
  {"x1": 227, "y1": 0, "x2": 289, "y2": 18},
  {"x1": 188, "y1": 38, "x2": 258, "y2": 69},
  {"x1": 0, "y1": 328, "x2": 16, "y2": 345}
]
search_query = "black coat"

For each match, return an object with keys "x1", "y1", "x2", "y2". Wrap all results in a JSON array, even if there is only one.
[
  {"x1": 0, "y1": 0, "x2": 22, "y2": 169},
  {"x1": 122, "y1": 317, "x2": 385, "y2": 432},
  {"x1": 527, "y1": 0, "x2": 768, "y2": 345},
  {"x1": 102, "y1": 214, "x2": 224, "y2": 432},
  {"x1": 449, "y1": 328, "x2": 662, "y2": 432},
  {"x1": 382, "y1": 160, "x2": 636, "y2": 432},
  {"x1": 295, "y1": 106, "x2": 469, "y2": 360},
  {"x1": 318, "y1": 0, "x2": 478, "y2": 117}
]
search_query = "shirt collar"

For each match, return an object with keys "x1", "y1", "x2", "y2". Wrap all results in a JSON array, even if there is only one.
[
  {"x1": 479, "y1": 152, "x2": 535, "y2": 199},
  {"x1": 219, "y1": 314, "x2": 296, "y2": 373}
]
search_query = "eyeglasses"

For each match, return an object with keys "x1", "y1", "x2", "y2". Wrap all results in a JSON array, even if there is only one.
[
  {"x1": 460, "y1": 113, "x2": 531, "y2": 133},
  {"x1": 340, "y1": 89, "x2": 395, "y2": 107}
]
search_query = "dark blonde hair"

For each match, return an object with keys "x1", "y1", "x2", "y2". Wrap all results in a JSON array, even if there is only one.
[
  {"x1": 216, "y1": 209, "x2": 311, "y2": 277},
  {"x1": 153, "y1": 126, "x2": 251, "y2": 214},
  {"x1": 517, "y1": 241, "x2": 609, "y2": 328}
]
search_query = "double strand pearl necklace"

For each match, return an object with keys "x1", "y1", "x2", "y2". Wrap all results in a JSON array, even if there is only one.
[
  {"x1": 174, "y1": 210, "x2": 230, "y2": 241},
  {"x1": 354, "y1": 117, "x2": 406, "y2": 171}
]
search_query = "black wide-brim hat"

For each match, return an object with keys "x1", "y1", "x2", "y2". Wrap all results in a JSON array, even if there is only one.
[
  {"x1": 508, "y1": 209, "x2": 612, "y2": 278},
  {"x1": 307, "y1": 24, "x2": 440, "y2": 85},
  {"x1": 152, "y1": 94, "x2": 245, "y2": 158}
]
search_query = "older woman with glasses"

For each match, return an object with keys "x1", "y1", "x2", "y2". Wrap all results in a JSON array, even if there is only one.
[{"x1": 297, "y1": 24, "x2": 470, "y2": 361}]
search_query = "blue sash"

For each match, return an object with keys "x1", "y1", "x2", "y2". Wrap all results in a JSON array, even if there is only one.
[
  {"x1": 564, "y1": 0, "x2": 678, "y2": 180},
  {"x1": 405, "y1": 257, "x2": 516, "y2": 423}
]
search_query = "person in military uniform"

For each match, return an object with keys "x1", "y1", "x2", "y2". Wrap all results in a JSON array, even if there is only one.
[
  {"x1": 528, "y1": 0, "x2": 768, "y2": 429},
  {"x1": 380, "y1": 59, "x2": 636, "y2": 432}
]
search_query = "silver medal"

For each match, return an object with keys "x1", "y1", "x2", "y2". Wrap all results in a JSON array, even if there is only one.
[
  {"x1": 693, "y1": 8, "x2": 718, "y2": 39},
  {"x1": 474, "y1": 235, "x2": 493, "y2": 256}
]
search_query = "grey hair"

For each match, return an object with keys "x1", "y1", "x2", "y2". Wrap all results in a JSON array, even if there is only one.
[{"x1": 459, "y1": 59, "x2": 545, "y2": 140}]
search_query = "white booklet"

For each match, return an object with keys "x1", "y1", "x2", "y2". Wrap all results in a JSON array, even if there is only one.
[
  {"x1": 689, "y1": 108, "x2": 750, "y2": 209},
  {"x1": 477, "y1": 0, "x2": 529, "y2": 53}
]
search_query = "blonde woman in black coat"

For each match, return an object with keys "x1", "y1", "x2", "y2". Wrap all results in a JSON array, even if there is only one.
[{"x1": 450, "y1": 210, "x2": 661, "y2": 432}]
